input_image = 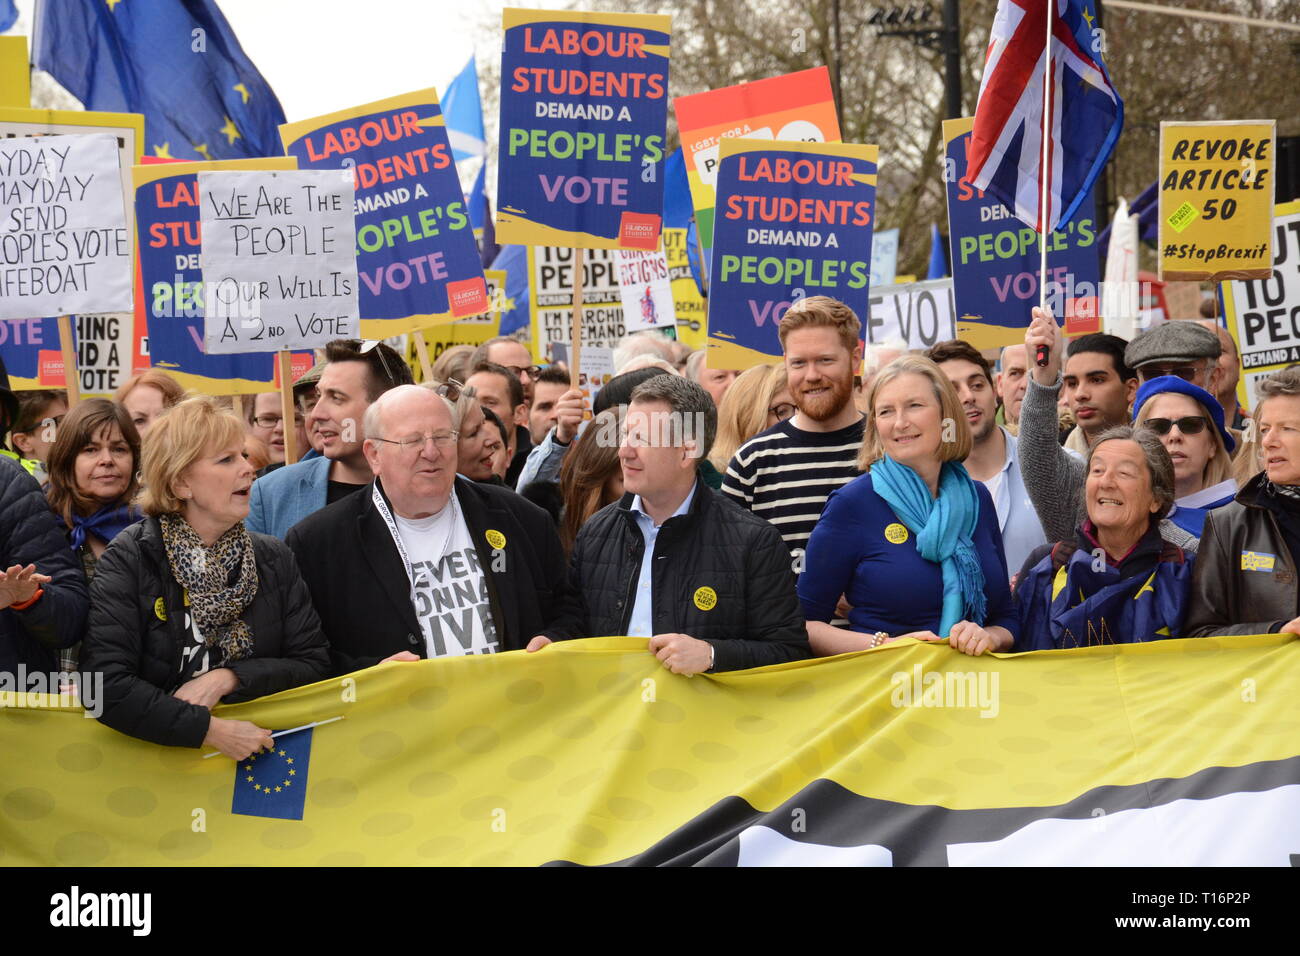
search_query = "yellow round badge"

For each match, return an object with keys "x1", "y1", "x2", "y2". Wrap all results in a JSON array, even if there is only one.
[
  {"x1": 693, "y1": 586, "x2": 717, "y2": 611},
  {"x1": 153, "y1": 597, "x2": 167, "y2": 622},
  {"x1": 485, "y1": 529, "x2": 507, "y2": 550},
  {"x1": 884, "y1": 523, "x2": 909, "y2": 544}
]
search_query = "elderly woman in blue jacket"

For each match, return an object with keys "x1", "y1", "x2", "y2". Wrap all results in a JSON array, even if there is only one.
[
  {"x1": 800, "y1": 356, "x2": 1018, "y2": 656},
  {"x1": 1014, "y1": 426, "x2": 1193, "y2": 650}
]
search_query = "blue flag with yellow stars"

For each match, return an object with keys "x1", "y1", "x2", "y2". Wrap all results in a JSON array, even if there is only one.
[
  {"x1": 231, "y1": 729, "x2": 312, "y2": 821},
  {"x1": 34, "y1": 0, "x2": 286, "y2": 161}
]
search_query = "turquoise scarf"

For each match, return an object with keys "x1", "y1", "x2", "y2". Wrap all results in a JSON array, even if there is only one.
[{"x1": 871, "y1": 456, "x2": 987, "y2": 636}]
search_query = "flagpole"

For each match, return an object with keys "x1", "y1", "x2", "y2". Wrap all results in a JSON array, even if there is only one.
[
  {"x1": 1034, "y1": 0, "x2": 1055, "y2": 366},
  {"x1": 1038, "y1": 0, "x2": 1053, "y2": 318}
]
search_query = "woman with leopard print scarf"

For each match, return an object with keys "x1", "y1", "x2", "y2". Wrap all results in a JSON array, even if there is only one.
[{"x1": 81, "y1": 398, "x2": 330, "y2": 758}]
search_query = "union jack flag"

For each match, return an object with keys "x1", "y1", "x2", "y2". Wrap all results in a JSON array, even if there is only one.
[{"x1": 968, "y1": 0, "x2": 1123, "y2": 233}]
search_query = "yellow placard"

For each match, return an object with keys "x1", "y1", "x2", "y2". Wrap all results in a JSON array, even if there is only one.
[
  {"x1": 663, "y1": 227, "x2": 705, "y2": 349},
  {"x1": 1158, "y1": 120, "x2": 1276, "y2": 282},
  {"x1": 0, "y1": 36, "x2": 29, "y2": 108}
]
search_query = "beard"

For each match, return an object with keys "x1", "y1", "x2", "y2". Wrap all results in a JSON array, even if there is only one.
[
  {"x1": 970, "y1": 408, "x2": 997, "y2": 444},
  {"x1": 795, "y1": 373, "x2": 853, "y2": 422}
]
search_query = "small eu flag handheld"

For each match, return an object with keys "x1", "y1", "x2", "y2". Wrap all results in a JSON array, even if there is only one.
[{"x1": 231, "y1": 729, "x2": 312, "y2": 821}]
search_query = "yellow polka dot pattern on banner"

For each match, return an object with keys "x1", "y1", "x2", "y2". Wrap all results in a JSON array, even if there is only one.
[
  {"x1": 0, "y1": 634, "x2": 1296, "y2": 866},
  {"x1": 485, "y1": 530, "x2": 506, "y2": 550},
  {"x1": 692, "y1": 587, "x2": 717, "y2": 611},
  {"x1": 884, "y1": 523, "x2": 909, "y2": 544}
]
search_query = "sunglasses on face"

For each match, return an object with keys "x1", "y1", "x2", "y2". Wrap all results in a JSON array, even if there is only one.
[
  {"x1": 1144, "y1": 416, "x2": 1209, "y2": 437},
  {"x1": 1138, "y1": 363, "x2": 1209, "y2": 383},
  {"x1": 435, "y1": 379, "x2": 477, "y2": 403}
]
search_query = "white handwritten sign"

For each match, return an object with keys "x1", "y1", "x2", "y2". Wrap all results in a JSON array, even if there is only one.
[
  {"x1": 198, "y1": 169, "x2": 359, "y2": 353},
  {"x1": 0, "y1": 134, "x2": 132, "y2": 320},
  {"x1": 615, "y1": 244, "x2": 675, "y2": 333}
]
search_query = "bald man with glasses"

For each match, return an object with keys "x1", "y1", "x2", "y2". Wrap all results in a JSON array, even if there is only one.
[{"x1": 286, "y1": 385, "x2": 572, "y2": 676}]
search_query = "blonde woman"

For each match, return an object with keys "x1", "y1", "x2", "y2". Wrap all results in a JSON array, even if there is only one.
[
  {"x1": 799, "y1": 356, "x2": 1017, "y2": 657},
  {"x1": 1131, "y1": 376, "x2": 1237, "y2": 539},
  {"x1": 81, "y1": 397, "x2": 329, "y2": 757}
]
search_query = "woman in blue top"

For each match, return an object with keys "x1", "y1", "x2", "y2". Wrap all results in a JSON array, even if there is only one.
[
  {"x1": 1131, "y1": 376, "x2": 1236, "y2": 539},
  {"x1": 800, "y1": 356, "x2": 1018, "y2": 656}
]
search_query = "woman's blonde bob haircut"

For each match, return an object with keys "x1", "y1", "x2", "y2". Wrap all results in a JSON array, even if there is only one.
[
  {"x1": 1133, "y1": 390, "x2": 1233, "y2": 490},
  {"x1": 139, "y1": 396, "x2": 246, "y2": 517},
  {"x1": 858, "y1": 355, "x2": 973, "y2": 471}
]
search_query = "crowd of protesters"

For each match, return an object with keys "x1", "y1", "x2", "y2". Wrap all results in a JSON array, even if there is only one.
[{"x1": 1, "y1": 294, "x2": 1294, "y2": 761}]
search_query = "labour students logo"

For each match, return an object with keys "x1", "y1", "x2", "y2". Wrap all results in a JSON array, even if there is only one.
[
  {"x1": 486, "y1": 529, "x2": 507, "y2": 550},
  {"x1": 153, "y1": 597, "x2": 167, "y2": 621},
  {"x1": 884, "y1": 523, "x2": 909, "y2": 544},
  {"x1": 694, "y1": 586, "x2": 717, "y2": 611}
]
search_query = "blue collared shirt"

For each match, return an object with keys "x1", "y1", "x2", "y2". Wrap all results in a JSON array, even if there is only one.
[
  {"x1": 981, "y1": 427, "x2": 1049, "y2": 577},
  {"x1": 626, "y1": 485, "x2": 697, "y2": 638}
]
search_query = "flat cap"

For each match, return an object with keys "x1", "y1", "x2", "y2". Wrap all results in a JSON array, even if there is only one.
[
  {"x1": 1124, "y1": 321, "x2": 1221, "y2": 369},
  {"x1": 292, "y1": 358, "x2": 328, "y2": 392}
]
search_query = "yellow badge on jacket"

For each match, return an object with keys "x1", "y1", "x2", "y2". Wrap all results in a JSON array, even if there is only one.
[
  {"x1": 693, "y1": 586, "x2": 717, "y2": 611},
  {"x1": 153, "y1": 597, "x2": 167, "y2": 622},
  {"x1": 486, "y1": 529, "x2": 506, "y2": 550},
  {"x1": 884, "y1": 523, "x2": 909, "y2": 544},
  {"x1": 1241, "y1": 551, "x2": 1276, "y2": 572}
]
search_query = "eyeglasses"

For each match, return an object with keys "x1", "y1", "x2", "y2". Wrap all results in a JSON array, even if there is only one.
[
  {"x1": 372, "y1": 431, "x2": 459, "y2": 453},
  {"x1": 1138, "y1": 362, "x2": 1210, "y2": 383},
  {"x1": 1144, "y1": 416, "x2": 1209, "y2": 437},
  {"x1": 434, "y1": 379, "x2": 477, "y2": 403},
  {"x1": 252, "y1": 414, "x2": 304, "y2": 428},
  {"x1": 769, "y1": 402, "x2": 796, "y2": 421},
  {"x1": 504, "y1": 364, "x2": 541, "y2": 382}
]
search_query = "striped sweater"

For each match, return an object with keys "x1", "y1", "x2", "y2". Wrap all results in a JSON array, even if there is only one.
[{"x1": 721, "y1": 416, "x2": 865, "y2": 563}]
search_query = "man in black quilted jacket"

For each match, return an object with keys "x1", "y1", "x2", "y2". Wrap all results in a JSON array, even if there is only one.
[
  {"x1": 527, "y1": 376, "x2": 809, "y2": 673},
  {"x1": 0, "y1": 454, "x2": 88, "y2": 677}
]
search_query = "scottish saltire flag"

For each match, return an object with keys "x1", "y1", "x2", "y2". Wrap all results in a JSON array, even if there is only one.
[
  {"x1": 967, "y1": 0, "x2": 1122, "y2": 232},
  {"x1": 926, "y1": 223, "x2": 948, "y2": 279},
  {"x1": 443, "y1": 54, "x2": 485, "y2": 162},
  {"x1": 34, "y1": 0, "x2": 286, "y2": 161},
  {"x1": 230, "y1": 729, "x2": 312, "y2": 821},
  {"x1": 467, "y1": 162, "x2": 499, "y2": 268},
  {"x1": 663, "y1": 148, "x2": 693, "y2": 230}
]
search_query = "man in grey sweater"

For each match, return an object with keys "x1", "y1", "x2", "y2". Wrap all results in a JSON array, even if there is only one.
[{"x1": 1019, "y1": 307, "x2": 1198, "y2": 564}]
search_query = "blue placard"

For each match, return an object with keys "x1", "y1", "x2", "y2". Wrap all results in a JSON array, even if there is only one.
[
  {"x1": 496, "y1": 9, "x2": 671, "y2": 250},
  {"x1": 281, "y1": 90, "x2": 488, "y2": 334},
  {"x1": 706, "y1": 139, "x2": 877, "y2": 369},
  {"x1": 944, "y1": 118, "x2": 1101, "y2": 349}
]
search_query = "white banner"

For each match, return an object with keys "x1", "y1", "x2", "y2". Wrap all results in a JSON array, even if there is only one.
[
  {"x1": 0, "y1": 134, "x2": 132, "y2": 319},
  {"x1": 615, "y1": 244, "x2": 674, "y2": 333},
  {"x1": 528, "y1": 246, "x2": 625, "y2": 360},
  {"x1": 866, "y1": 278, "x2": 957, "y2": 350},
  {"x1": 199, "y1": 169, "x2": 359, "y2": 353}
]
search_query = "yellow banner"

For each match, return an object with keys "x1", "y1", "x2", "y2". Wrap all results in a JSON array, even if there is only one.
[
  {"x1": 1158, "y1": 120, "x2": 1276, "y2": 282},
  {"x1": 0, "y1": 37, "x2": 29, "y2": 108},
  {"x1": 1, "y1": 634, "x2": 1296, "y2": 865}
]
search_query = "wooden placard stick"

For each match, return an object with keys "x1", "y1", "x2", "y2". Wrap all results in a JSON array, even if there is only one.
[
  {"x1": 279, "y1": 350, "x2": 299, "y2": 464},
  {"x1": 57, "y1": 315, "x2": 80, "y2": 407},
  {"x1": 570, "y1": 247, "x2": 585, "y2": 390},
  {"x1": 412, "y1": 330, "x2": 435, "y2": 382}
]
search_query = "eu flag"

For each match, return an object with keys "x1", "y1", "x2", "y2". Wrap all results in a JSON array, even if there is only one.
[
  {"x1": 231, "y1": 729, "x2": 312, "y2": 821},
  {"x1": 34, "y1": 0, "x2": 286, "y2": 161}
]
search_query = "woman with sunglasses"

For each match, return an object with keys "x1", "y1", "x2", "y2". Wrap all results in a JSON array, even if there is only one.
[{"x1": 1132, "y1": 376, "x2": 1237, "y2": 539}]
